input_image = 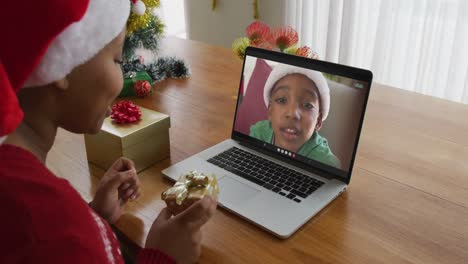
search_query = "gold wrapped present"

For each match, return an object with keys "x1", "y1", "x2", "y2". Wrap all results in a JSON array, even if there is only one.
[
  {"x1": 84, "y1": 106, "x2": 170, "y2": 173},
  {"x1": 162, "y1": 170, "x2": 219, "y2": 215}
]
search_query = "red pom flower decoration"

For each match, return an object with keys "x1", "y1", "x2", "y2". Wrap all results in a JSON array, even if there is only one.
[
  {"x1": 111, "y1": 100, "x2": 142, "y2": 124},
  {"x1": 134, "y1": 80, "x2": 151, "y2": 97},
  {"x1": 269, "y1": 26, "x2": 299, "y2": 52},
  {"x1": 233, "y1": 21, "x2": 317, "y2": 59},
  {"x1": 245, "y1": 21, "x2": 270, "y2": 46},
  {"x1": 295, "y1": 46, "x2": 312, "y2": 58}
]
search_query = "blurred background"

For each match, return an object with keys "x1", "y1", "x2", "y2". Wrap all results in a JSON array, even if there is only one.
[{"x1": 159, "y1": 0, "x2": 468, "y2": 104}]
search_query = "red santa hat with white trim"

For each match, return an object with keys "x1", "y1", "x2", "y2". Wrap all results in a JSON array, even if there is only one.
[
  {"x1": 0, "y1": 0, "x2": 131, "y2": 143},
  {"x1": 263, "y1": 64, "x2": 331, "y2": 121}
]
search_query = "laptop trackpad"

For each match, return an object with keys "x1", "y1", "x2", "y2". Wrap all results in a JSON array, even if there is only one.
[{"x1": 218, "y1": 177, "x2": 260, "y2": 204}]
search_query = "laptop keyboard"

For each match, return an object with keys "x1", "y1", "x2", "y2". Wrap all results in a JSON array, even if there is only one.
[{"x1": 207, "y1": 147, "x2": 324, "y2": 203}]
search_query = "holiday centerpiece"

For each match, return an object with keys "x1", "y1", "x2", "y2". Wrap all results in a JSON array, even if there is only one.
[{"x1": 232, "y1": 21, "x2": 319, "y2": 60}]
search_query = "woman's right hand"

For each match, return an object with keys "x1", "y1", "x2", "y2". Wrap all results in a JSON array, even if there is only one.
[{"x1": 145, "y1": 196, "x2": 217, "y2": 264}]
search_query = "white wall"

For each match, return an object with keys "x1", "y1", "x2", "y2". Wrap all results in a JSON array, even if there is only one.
[
  {"x1": 184, "y1": 0, "x2": 286, "y2": 47},
  {"x1": 159, "y1": 0, "x2": 187, "y2": 38}
]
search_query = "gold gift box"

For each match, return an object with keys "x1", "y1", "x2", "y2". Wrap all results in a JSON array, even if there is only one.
[
  {"x1": 84, "y1": 106, "x2": 170, "y2": 172},
  {"x1": 162, "y1": 170, "x2": 219, "y2": 215}
]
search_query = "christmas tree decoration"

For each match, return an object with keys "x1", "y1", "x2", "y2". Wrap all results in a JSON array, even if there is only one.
[
  {"x1": 233, "y1": 21, "x2": 317, "y2": 60},
  {"x1": 110, "y1": 100, "x2": 142, "y2": 124},
  {"x1": 127, "y1": 0, "x2": 161, "y2": 34},
  {"x1": 131, "y1": 0, "x2": 146, "y2": 15},
  {"x1": 123, "y1": 19, "x2": 164, "y2": 60},
  {"x1": 134, "y1": 80, "x2": 152, "y2": 97},
  {"x1": 122, "y1": 0, "x2": 190, "y2": 97}
]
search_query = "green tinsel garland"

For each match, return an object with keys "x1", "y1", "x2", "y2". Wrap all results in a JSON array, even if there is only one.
[
  {"x1": 122, "y1": 57, "x2": 191, "y2": 84},
  {"x1": 123, "y1": 17, "x2": 165, "y2": 61}
]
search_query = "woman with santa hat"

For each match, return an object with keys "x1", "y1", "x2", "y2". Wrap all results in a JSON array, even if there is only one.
[{"x1": 0, "y1": 1, "x2": 217, "y2": 263}]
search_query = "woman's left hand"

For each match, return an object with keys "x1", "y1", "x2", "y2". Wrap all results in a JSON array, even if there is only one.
[{"x1": 90, "y1": 157, "x2": 141, "y2": 224}]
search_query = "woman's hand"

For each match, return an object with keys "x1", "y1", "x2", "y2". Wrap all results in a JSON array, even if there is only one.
[
  {"x1": 90, "y1": 157, "x2": 141, "y2": 224},
  {"x1": 145, "y1": 196, "x2": 217, "y2": 264}
]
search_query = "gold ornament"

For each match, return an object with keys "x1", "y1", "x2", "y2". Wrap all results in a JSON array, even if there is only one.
[
  {"x1": 210, "y1": 0, "x2": 259, "y2": 19},
  {"x1": 127, "y1": 0, "x2": 161, "y2": 33},
  {"x1": 212, "y1": 0, "x2": 217, "y2": 11},
  {"x1": 253, "y1": 0, "x2": 259, "y2": 19}
]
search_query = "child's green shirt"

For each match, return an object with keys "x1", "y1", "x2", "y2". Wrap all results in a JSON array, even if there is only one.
[{"x1": 249, "y1": 120, "x2": 341, "y2": 168}]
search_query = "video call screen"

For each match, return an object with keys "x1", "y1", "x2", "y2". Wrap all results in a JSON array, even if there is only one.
[{"x1": 233, "y1": 55, "x2": 369, "y2": 176}]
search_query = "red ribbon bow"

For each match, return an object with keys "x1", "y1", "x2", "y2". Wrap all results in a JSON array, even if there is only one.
[{"x1": 111, "y1": 100, "x2": 142, "y2": 124}]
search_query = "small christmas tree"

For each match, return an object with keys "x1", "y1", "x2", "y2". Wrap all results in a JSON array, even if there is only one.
[{"x1": 120, "y1": 0, "x2": 190, "y2": 97}]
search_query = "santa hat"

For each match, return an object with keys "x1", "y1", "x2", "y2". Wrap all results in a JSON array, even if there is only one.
[
  {"x1": 263, "y1": 64, "x2": 330, "y2": 121},
  {"x1": 0, "y1": 0, "x2": 130, "y2": 141}
]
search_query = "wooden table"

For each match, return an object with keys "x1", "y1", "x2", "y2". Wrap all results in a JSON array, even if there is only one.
[{"x1": 47, "y1": 37, "x2": 468, "y2": 263}]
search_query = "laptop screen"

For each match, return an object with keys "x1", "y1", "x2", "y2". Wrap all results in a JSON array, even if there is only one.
[{"x1": 232, "y1": 48, "x2": 371, "y2": 180}]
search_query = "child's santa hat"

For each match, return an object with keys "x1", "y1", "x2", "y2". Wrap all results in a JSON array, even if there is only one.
[
  {"x1": 263, "y1": 64, "x2": 330, "y2": 121},
  {"x1": 0, "y1": 0, "x2": 130, "y2": 141}
]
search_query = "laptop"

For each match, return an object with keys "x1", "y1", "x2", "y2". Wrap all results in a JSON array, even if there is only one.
[{"x1": 162, "y1": 46, "x2": 372, "y2": 238}]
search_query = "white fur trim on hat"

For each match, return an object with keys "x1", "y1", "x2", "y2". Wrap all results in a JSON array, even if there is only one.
[
  {"x1": 24, "y1": 0, "x2": 130, "y2": 87},
  {"x1": 263, "y1": 64, "x2": 330, "y2": 121}
]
